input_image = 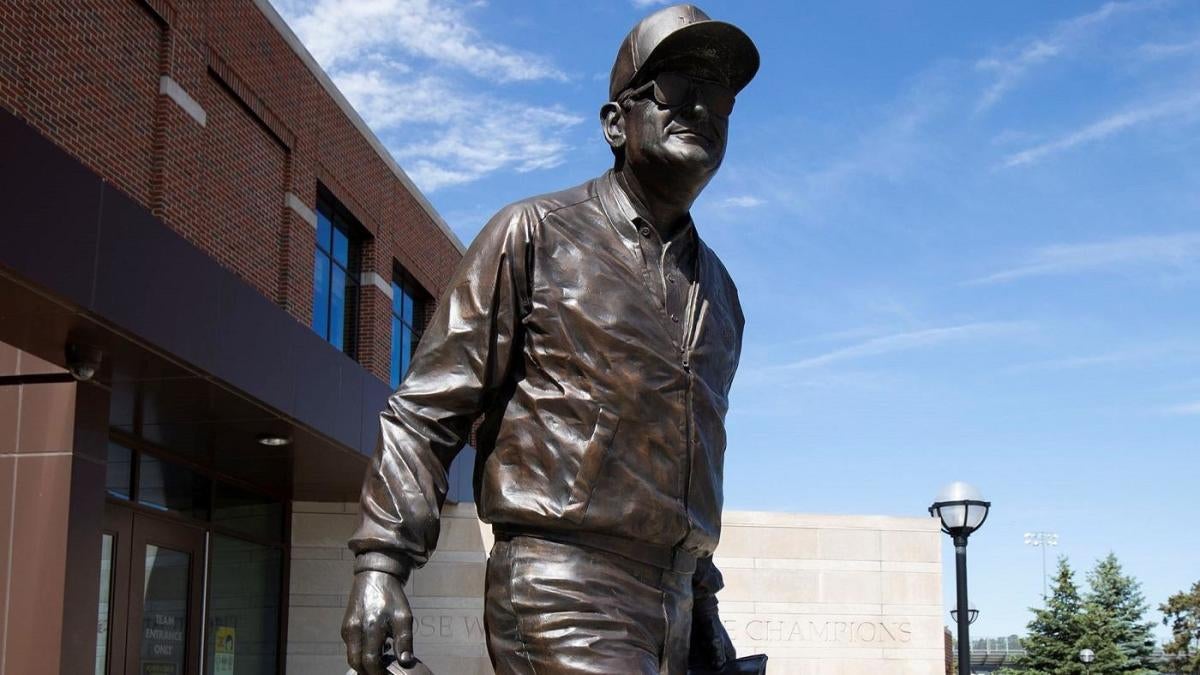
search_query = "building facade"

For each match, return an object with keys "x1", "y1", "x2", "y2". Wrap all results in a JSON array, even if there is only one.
[{"x1": 0, "y1": 1, "x2": 464, "y2": 673}]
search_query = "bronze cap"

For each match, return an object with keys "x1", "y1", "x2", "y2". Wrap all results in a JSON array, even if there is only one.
[{"x1": 609, "y1": 3, "x2": 759, "y2": 101}]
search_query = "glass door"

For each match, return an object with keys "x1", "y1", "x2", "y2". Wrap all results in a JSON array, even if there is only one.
[{"x1": 103, "y1": 504, "x2": 206, "y2": 675}]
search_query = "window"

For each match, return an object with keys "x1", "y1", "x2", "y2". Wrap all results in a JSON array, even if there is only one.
[
  {"x1": 312, "y1": 195, "x2": 360, "y2": 355},
  {"x1": 390, "y1": 271, "x2": 426, "y2": 389}
]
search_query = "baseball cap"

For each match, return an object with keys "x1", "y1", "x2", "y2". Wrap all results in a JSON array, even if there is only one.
[{"x1": 609, "y1": 4, "x2": 760, "y2": 102}]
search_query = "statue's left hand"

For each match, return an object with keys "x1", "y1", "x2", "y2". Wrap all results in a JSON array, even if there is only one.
[
  {"x1": 342, "y1": 570, "x2": 413, "y2": 675},
  {"x1": 689, "y1": 597, "x2": 736, "y2": 670}
]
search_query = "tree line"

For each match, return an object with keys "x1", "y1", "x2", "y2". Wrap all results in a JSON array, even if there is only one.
[{"x1": 996, "y1": 554, "x2": 1199, "y2": 674}]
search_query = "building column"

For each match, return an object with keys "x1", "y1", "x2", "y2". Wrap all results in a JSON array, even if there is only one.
[{"x1": 0, "y1": 342, "x2": 109, "y2": 675}]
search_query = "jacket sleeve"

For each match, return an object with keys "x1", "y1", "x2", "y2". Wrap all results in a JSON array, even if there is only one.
[{"x1": 348, "y1": 205, "x2": 534, "y2": 577}]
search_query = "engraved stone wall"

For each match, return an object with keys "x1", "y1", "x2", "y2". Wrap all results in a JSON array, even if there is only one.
[{"x1": 286, "y1": 507, "x2": 944, "y2": 675}]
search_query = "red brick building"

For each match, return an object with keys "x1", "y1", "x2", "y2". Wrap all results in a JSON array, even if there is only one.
[{"x1": 0, "y1": 1, "x2": 465, "y2": 672}]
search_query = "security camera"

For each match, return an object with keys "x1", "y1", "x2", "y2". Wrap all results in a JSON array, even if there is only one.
[{"x1": 65, "y1": 343, "x2": 103, "y2": 382}]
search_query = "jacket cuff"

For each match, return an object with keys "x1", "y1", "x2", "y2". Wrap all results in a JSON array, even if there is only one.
[{"x1": 354, "y1": 551, "x2": 413, "y2": 581}]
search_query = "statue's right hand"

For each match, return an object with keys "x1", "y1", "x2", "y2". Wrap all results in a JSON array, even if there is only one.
[{"x1": 342, "y1": 570, "x2": 413, "y2": 675}]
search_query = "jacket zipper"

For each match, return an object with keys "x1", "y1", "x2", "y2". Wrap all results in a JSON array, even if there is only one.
[{"x1": 678, "y1": 259, "x2": 707, "y2": 546}]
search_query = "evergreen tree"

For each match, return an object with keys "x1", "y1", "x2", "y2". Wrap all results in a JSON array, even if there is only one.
[
  {"x1": 1076, "y1": 598, "x2": 1131, "y2": 673},
  {"x1": 1161, "y1": 580, "x2": 1200, "y2": 674},
  {"x1": 1000, "y1": 557, "x2": 1087, "y2": 675},
  {"x1": 1081, "y1": 553, "x2": 1157, "y2": 673}
]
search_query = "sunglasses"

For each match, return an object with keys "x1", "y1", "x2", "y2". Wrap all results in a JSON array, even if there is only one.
[{"x1": 624, "y1": 72, "x2": 736, "y2": 117}]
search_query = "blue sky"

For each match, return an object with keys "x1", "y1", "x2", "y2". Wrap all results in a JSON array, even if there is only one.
[{"x1": 269, "y1": 0, "x2": 1200, "y2": 641}]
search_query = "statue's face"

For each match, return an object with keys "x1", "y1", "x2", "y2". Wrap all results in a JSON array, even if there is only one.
[{"x1": 620, "y1": 71, "x2": 730, "y2": 183}]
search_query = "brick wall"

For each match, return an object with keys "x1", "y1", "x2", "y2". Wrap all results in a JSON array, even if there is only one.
[{"x1": 0, "y1": 0, "x2": 462, "y2": 383}]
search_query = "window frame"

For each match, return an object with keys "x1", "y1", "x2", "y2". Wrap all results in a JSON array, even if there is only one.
[
  {"x1": 312, "y1": 191, "x2": 362, "y2": 357},
  {"x1": 390, "y1": 268, "x2": 427, "y2": 390}
]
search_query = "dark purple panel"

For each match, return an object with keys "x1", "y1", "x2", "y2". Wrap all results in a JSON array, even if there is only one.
[
  {"x1": 0, "y1": 109, "x2": 103, "y2": 307},
  {"x1": 211, "y1": 273, "x2": 297, "y2": 415},
  {"x1": 359, "y1": 375, "x2": 391, "y2": 457},
  {"x1": 292, "y1": 329, "x2": 341, "y2": 442},
  {"x1": 332, "y1": 360, "x2": 363, "y2": 450},
  {"x1": 93, "y1": 184, "x2": 221, "y2": 373}
]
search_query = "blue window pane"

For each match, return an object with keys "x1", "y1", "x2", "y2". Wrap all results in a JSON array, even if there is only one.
[
  {"x1": 391, "y1": 281, "x2": 403, "y2": 315},
  {"x1": 330, "y1": 266, "x2": 346, "y2": 350},
  {"x1": 400, "y1": 324, "x2": 414, "y2": 378},
  {"x1": 401, "y1": 288, "x2": 415, "y2": 325},
  {"x1": 316, "y1": 210, "x2": 332, "y2": 252},
  {"x1": 312, "y1": 254, "x2": 330, "y2": 338},
  {"x1": 332, "y1": 228, "x2": 349, "y2": 266},
  {"x1": 390, "y1": 316, "x2": 402, "y2": 389}
]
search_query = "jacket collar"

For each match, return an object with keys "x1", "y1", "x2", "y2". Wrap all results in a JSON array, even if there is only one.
[{"x1": 598, "y1": 170, "x2": 696, "y2": 248}]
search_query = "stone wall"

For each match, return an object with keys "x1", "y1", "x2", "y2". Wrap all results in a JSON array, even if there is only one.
[
  {"x1": 287, "y1": 501, "x2": 492, "y2": 675},
  {"x1": 286, "y1": 505, "x2": 944, "y2": 675},
  {"x1": 714, "y1": 512, "x2": 945, "y2": 675}
]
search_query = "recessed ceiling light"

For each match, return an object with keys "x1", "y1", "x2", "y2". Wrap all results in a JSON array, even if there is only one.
[{"x1": 256, "y1": 433, "x2": 292, "y2": 447}]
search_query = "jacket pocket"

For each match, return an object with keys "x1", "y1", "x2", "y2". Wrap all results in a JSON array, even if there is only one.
[{"x1": 561, "y1": 407, "x2": 620, "y2": 523}]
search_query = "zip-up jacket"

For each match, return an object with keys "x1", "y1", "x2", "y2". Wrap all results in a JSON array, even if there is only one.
[{"x1": 349, "y1": 171, "x2": 744, "y2": 597}]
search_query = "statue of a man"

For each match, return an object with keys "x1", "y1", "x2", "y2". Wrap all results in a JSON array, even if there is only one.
[{"x1": 342, "y1": 5, "x2": 759, "y2": 674}]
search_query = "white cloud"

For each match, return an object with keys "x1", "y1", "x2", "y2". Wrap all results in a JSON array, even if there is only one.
[
  {"x1": 271, "y1": 0, "x2": 583, "y2": 192},
  {"x1": 630, "y1": 0, "x2": 671, "y2": 8},
  {"x1": 716, "y1": 195, "x2": 765, "y2": 209},
  {"x1": 395, "y1": 104, "x2": 584, "y2": 190},
  {"x1": 1005, "y1": 342, "x2": 1200, "y2": 373},
  {"x1": 975, "y1": 0, "x2": 1161, "y2": 112},
  {"x1": 1163, "y1": 400, "x2": 1200, "y2": 415},
  {"x1": 1138, "y1": 38, "x2": 1200, "y2": 60},
  {"x1": 333, "y1": 70, "x2": 583, "y2": 191},
  {"x1": 969, "y1": 233, "x2": 1200, "y2": 285},
  {"x1": 1000, "y1": 92, "x2": 1200, "y2": 168},
  {"x1": 757, "y1": 72, "x2": 949, "y2": 221},
  {"x1": 278, "y1": 0, "x2": 564, "y2": 82},
  {"x1": 774, "y1": 322, "x2": 1029, "y2": 371}
]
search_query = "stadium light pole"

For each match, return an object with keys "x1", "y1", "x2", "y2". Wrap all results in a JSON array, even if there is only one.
[
  {"x1": 1023, "y1": 531, "x2": 1058, "y2": 603},
  {"x1": 931, "y1": 482, "x2": 990, "y2": 675}
]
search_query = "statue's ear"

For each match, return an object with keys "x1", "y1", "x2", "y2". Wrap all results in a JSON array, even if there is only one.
[{"x1": 600, "y1": 102, "x2": 625, "y2": 151}]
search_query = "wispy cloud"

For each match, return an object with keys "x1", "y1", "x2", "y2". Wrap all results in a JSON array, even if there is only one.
[
  {"x1": 1000, "y1": 91, "x2": 1200, "y2": 168},
  {"x1": 774, "y1": 322, "x2": 1029, "y2": 371},
  {"x1": 272, "y1": 0, "x2": 581, "y2": 191},
  {"x1": 1006, "y1": 343, "x2": 1200, "y2": 373},
  {"x1": 630, "y1": 0, "x2": 671, "y2": 8},
  {"x1": 1163, "y1": 400, "x2": 1200, "y2": 416},
  {"x1": 396, "y1": 104, "x2": 583, "y2": 190},
  {"x1": 1137, "y1": 38, "x2": 1200, "y2": 60},
  {"x1": 715, "y1": 195, "x2": 765, "y2": 209},
  {"x1": 754, "y1": 71, "x2": 950, "y2": 222},
  {"x1": 975, "y1": 0, "x2": 1161, "y2": 112},
  {"x1": 280, "y1": 0, "x2": 564, "y2": 82},
  {"x1": 969, "y1": 233, "x2": 1200, "y2": 285}
]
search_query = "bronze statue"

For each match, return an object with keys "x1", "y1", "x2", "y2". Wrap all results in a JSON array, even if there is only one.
[{"x1": 342, "y1": 5, "x2": 760, "y2": 674}]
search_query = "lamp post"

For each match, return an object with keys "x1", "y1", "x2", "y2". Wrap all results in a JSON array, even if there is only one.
[
  {"x1": 950, "y1": 601, "x2": 979, "y2": 626},
  {"x1": 931, "y1": 482, "x2": 990, "y2": 675},
  {"x1": 1079, "y1": 648, "x2": 1095, "y2": 674},
  {"x1": 1023, "y1": 531, "x2": 1058, "y2": 603}
]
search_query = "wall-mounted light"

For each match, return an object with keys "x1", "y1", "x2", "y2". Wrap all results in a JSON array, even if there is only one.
[{"x1": 256, "y1": 433, "x2": 292, "y2": 447}]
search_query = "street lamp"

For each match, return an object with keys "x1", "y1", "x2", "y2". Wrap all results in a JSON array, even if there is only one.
[
  {"x1": 950, "y1": 601, "x2": 979, "y2": 626},
  {"x1": 1080, "y1": 648, "x2": 1095, "y2": 674},
  {"x1": 1023, "y1": 531, "x2": 1058, "y2": 603},
  {"x1": 931, "y1": 482, "x2": 990, "y2": 675}
]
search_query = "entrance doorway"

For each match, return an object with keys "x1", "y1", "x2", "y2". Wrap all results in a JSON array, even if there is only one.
[{"x1": 101, "y1": 504, "x2": 206, "y2": 675}]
